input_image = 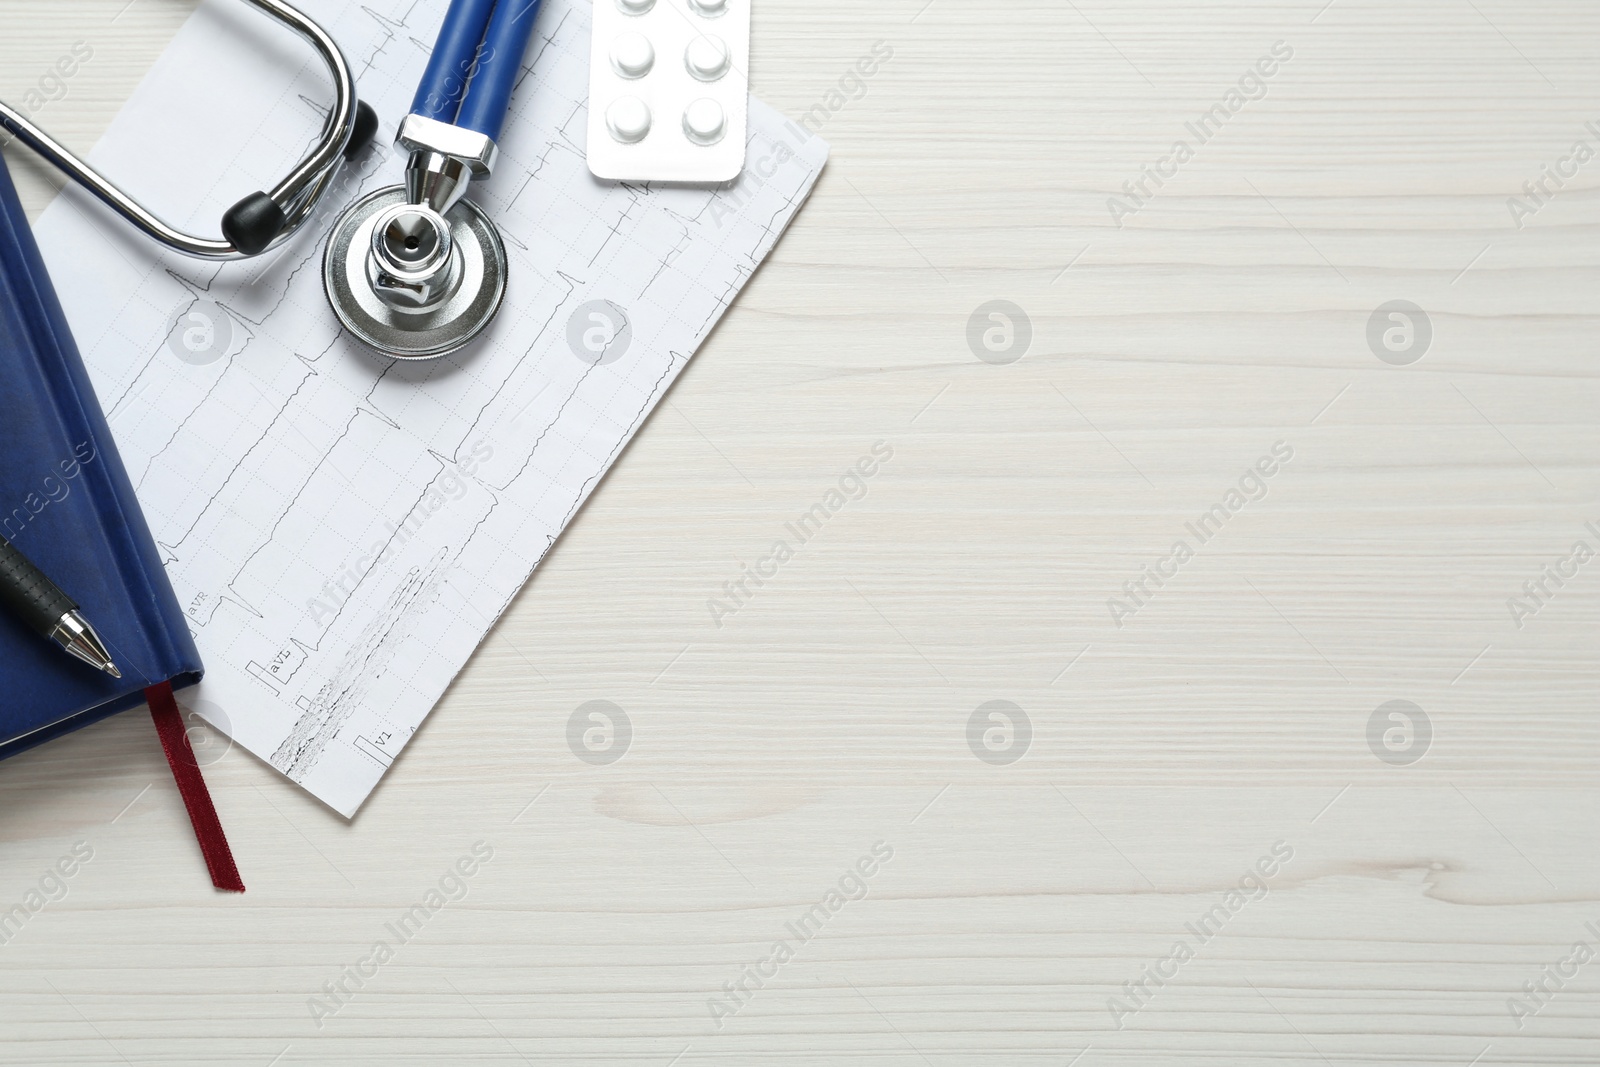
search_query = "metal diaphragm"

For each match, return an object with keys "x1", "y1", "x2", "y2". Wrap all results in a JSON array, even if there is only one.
[{"x1": 323, "y1": 185, "x2": 507, "y2": 361}]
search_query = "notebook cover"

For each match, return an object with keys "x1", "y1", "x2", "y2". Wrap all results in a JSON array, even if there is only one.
[{"x1": 0, "y1": 151, "x2": 202, "y2": 758}]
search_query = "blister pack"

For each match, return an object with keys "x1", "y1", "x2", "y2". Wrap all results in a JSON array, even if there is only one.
[{"x1": 586, "y1": 0, "x2": 750, "y2": 182}]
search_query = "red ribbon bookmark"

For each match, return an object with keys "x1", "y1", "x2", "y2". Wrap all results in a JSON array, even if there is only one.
[{"x1": 145, "y1": 681, "x2": 245, "y2": 893}]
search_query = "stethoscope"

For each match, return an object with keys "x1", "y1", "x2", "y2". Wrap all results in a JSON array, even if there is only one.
[{"x1": 0, "y1": 0, "x2": 541, "y2": 361}]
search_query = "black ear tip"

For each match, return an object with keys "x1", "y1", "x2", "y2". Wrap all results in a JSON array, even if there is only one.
[
  {"x1": 223, "y1": 102, "x2": 374, "y2": 255},
  {"x1": 222, "y1": 192, "x2": 286, "y2": 256},
  {"x1": 346, "y1": 101, "x2": 380, "y2": 159}
]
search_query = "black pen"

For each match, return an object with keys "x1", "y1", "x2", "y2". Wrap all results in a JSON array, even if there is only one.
[{"x1": 0, "y1": 533, "x2": 120, "y2": 678}]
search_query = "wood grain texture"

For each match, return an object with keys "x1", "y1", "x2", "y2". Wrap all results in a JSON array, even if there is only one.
[{"x1": 3, "y1": 0, "x2": 1600, "y2": 1063}]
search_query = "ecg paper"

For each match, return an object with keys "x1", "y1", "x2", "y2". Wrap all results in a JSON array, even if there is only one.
[{"x1": 31, "y1": 0, "x2": 828, "y2": 815}]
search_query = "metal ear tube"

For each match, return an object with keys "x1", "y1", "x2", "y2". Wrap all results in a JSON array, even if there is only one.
[{"x1": 0, "y1": 0, "x2": 377, "y2": 260}]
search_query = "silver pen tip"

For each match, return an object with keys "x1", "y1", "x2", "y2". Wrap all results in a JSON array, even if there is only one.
[{"x1": 51, "y1": 611, "x2": 121, "y2": 680}]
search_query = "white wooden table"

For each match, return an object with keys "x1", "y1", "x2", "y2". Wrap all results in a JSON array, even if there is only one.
[{"x1": 3, "y1": 1, "x2": 1599, "y2": 1063}]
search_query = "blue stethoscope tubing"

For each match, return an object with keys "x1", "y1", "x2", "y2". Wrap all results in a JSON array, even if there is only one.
[{"x1": 414, "y1": 0, "x2": 543, "y2": 142}]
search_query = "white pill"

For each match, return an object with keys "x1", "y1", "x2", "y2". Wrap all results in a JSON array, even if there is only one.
[
  {"x1": 682, "y1": 98, "x2": 725, "y2": 145},
  {"x1": 689, "y1": 0, "x2": 727, "y2": 15},
  {"x1": 618, "y1": 0, "x2": 654, "y2": 12},
  {"x1": 610, "y1": 32, "x2": 655, "y2": 78},
  {"x1": 684, "y1": 35, "x2": 730, "y2": 81},
  {"x1": 607, "y1": 97, "x2": 652, "y2": 143}
]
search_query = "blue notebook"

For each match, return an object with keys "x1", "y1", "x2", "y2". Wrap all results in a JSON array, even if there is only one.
[{"x1": 0, "y1": 152, "x2": 202, "y2": 759}]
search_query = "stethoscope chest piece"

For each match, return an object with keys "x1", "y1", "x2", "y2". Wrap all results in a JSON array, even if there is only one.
[
  {"x1": 322, "y1": 0, "x2": 545, "y2": 361},
  {"x1": 323, "y1": 185, "x2": 507, "y2": 361}
]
